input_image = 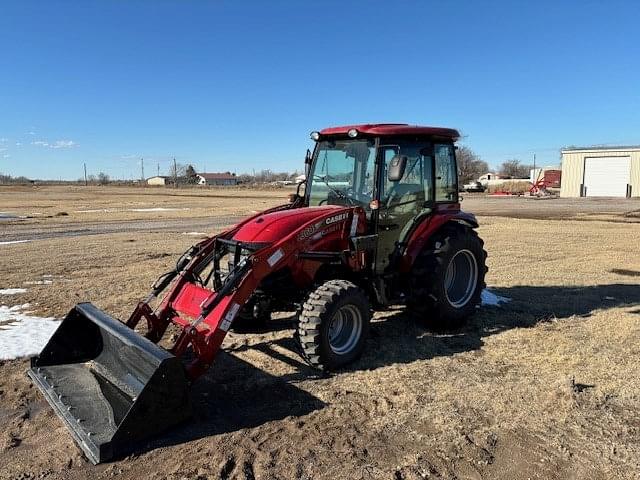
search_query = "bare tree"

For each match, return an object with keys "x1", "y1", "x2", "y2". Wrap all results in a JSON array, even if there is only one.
[
  {"x1": 168, "y1": 162, "x2": 186, "y2": 179},
  {"x1": 0, "y1": 173, "x2": 31, "y2": 184},
  {"x1": 456, "y1": 147, "x2": 489, "y2": 184},
  {"x1": 184, "y1": 165, "x2": 198, "y2": 184},
  {"x1": 97, "y1": 172, "x2": 110, "y2": 185},
  {"x1": 498, "y1": 159, "x2": 532, "y2": 178},
  {"x1": 167, "y1": 163, "x2": 200, "y2": 185}
]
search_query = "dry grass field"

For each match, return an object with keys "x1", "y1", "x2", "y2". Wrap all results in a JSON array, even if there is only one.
[{"x1": 1, "y1": 186, "x2": 639, "y2": 480}]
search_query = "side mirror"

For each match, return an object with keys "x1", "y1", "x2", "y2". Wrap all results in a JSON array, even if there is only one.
[{"x1": 387, "y1": 155, "x2": 408, "y2": 182}]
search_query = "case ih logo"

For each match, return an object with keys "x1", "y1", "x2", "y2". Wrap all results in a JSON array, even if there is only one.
[
  {"x1": 298, "y1": 212, "x2": 349, "y2": 241},
  {"x1": 325, "y1": 213, "x2": 348, "y2": 225}
]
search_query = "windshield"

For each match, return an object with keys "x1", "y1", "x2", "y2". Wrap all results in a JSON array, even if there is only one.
[{"x1": 307, "y1": 139, "x2": 376, "y2": 208}]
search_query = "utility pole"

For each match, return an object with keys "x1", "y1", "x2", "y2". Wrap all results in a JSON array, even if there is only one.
[
  {"x1": 533, "y1": 153, "x2": 537, "y2": 181},
  {"x1": 173, "y1": 157, "x2": 178, "y2": 188},
  {"x1": 83, "y1": 163, "x2": 87, "y2": 186},
  {"x1": 141, "y1": 158, "x2": 144, "y2": 181},
  {"x1": 157, "y1": 163, "x2": 160, "y2": 177}
]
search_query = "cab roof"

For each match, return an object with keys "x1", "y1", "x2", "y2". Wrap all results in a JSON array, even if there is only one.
[{"x1": 319, "y1": 123, "x2": 460, "y2": 140}]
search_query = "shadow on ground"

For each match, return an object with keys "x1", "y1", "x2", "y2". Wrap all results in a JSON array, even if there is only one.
[
  {"x1": 139, "y1": 283, "x2": 639, "y2": 455},
  {"x1": 240, "y1": 283, "x2": 640, "y2": 374},
  {"x1": 138, "y1": 350, "x2": 325, "y2": 454},
  {"x1": 610, "y1": 268, "x2": 640, "y2": 278}
]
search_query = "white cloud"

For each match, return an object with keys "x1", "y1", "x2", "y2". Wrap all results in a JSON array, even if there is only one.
[
  {"x1": 2, "y1": 154, "x2": 9, "y2": 159},
  {"x1": 27, "y1": 131, "x2": 36, "y2": 136},
  {"x1": 51, "y1": 140, "x2": 77, "y2": 149},
  {"x1": 0, "y1": 138, "x2": 7, "y2": 143},
  {"x1": 31, "y1": 139, "x2": 78, "y2": 149},
  {"x1": 15, "y1": 142, "x2": 22, "y2": 146}
]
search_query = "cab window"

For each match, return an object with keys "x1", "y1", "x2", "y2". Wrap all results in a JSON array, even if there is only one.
[
  {"x1": 380, "y1": 143, "x2": 433, "y2": 206},
  {"x1": 434, "y1": 144, "x2": 458, "y2": 202}
]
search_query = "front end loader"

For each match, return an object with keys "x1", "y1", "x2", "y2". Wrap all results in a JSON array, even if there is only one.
[{"x1": 29, "y1": 124, "x2": 487, "y2": 463}]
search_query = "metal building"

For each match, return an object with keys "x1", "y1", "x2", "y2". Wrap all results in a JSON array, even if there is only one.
[
  {"x1": 146, "y1": 175, "x2": 168, "y2": 186},
  {"x1": 560, "y1": 146, "x2": 640, "y2": 197}
]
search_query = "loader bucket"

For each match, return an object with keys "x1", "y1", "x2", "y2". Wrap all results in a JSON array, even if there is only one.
[{"x1": 27, "y1": 303, "x2": 192, "y2": 464}]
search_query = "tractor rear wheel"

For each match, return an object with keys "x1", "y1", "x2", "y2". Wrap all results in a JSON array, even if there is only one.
[
  {"x1": 408, "y1": 226, "x2": 487, "y2": 329},
  {"x1": 297, "y1": 280, "x2": 370, "y2": 371}
]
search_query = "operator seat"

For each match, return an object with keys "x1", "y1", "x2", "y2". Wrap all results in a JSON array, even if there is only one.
[{"x1": 387, "y1": 183, "x2": 424, "y2": 215}]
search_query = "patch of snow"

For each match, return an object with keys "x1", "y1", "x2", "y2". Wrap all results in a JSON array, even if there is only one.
[
  {"x1": 75, "y1": 208, "x2": 117, "y2": 213},
  {"x1": 24, "y1": 280, "x2": 53, "y2": 285},
  {"x1": 0, "y1": 288, "x2": 28, "y2": 295},
  {"x1": 129, "y1": 207, "x2": 190, "y2": 212},
  {"x1": 481, "y1": 289, "x2": 511, "y2": 306},
  {"x1": 0, "y1": 304, "x2": 60, "y2": 360},
  {"x1": 75, "y1": 207, "x2": 190, "y2": 213},
  {"x1": 182, "y1": 232, "x2": 207, "y2": 236},
  {"x1": 0, "y1": 240, "x2": 31, "y2": 245}
]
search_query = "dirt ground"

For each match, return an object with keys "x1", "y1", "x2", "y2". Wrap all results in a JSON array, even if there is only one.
[{"x1": 1, "y1": 186, "x2": 639, "y2": 480}]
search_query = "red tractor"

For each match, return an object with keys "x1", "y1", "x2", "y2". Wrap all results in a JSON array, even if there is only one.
[{"x1": 29, "y1": 124, "x2": 487, "y2": 463}]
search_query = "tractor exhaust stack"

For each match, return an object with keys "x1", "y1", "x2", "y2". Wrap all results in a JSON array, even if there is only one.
[{"x1": 27, "y1": 303, "x2": 191, "y2": 464}]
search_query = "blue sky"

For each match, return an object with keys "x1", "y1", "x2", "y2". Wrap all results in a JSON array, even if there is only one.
[{"x1": 1, "y1": 1, "x2": 639, "y2": 180}]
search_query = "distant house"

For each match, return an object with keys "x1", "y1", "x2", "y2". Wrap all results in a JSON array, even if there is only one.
[
  {"x1": 147, "y1": 176, "x2": 168, "y2": 186},
  {"x1": 478, "y1": 172, "x2": 502, "y2": 183},
  {"x1": 196, "y1": 172, "x2": 238, "y2": 186}
]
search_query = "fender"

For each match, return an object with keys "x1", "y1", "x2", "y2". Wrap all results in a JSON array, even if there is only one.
[{"x1": 401, "y1": 209, "x2": 478, "y2": 272}]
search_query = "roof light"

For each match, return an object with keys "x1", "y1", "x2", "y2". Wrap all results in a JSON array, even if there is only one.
[
  {"x1": 347, "y1": 128, "x2": 358, "y2": 138},
  {"x1": 310, "y1": 131, "x2": 320, "y2": 141}
]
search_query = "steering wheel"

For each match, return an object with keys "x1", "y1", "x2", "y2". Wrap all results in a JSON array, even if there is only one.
[{"x1": 384, "y1": 184, "x2": 400, "y2": 210}]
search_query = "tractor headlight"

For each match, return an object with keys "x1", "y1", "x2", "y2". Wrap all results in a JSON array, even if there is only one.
[
  {"x1": 310, "y1": 131, "x2": 321, "y2": 141},
  {"x1": 347, "y1": 128, "x2": 358, "y2": 138}
]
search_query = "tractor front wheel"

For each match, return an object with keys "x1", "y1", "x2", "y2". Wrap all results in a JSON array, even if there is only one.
[
  {"x1": 409, "y1": 226, "x2": 487, "y2": 329},
  {"x1": 297, "y1": 280, "x2": 370, "y2": 371}
]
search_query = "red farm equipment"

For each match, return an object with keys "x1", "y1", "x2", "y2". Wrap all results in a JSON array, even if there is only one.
[
  {"x1": 29, "y1": 124, "x2": 488, "y2": 463},
  {"x1": 530, "y1": 168, "x2": 562, "y2": 196}
]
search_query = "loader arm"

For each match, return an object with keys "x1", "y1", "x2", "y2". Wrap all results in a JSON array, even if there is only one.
[{"x1": 126, "y1": 204, "x2": 362, "y2": 380}]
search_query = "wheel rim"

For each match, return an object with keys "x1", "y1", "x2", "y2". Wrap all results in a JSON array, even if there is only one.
[
  {"x1": 327, "y1": 304, "x2": 363, "y2": 355},
  {"x1": 444, "y1": 249, "x2": 478, "y2": 308}
]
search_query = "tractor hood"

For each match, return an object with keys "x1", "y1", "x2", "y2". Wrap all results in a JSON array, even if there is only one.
[{"x1": 233, "y1": 205, "x2": 348, "y2": 243}]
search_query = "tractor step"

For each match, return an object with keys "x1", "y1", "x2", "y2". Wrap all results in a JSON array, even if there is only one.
[{"x1": 28, "y1": 303, "x2": 192, "y2": 464}]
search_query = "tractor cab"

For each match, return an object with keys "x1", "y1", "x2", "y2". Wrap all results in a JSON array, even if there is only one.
[{"x1": 305, "y1": 124, "x2": 460, "y2": 272}]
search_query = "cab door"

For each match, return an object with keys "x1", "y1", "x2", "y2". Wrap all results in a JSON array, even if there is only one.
[{"x1": 375, "y1": 143, "x2": 433, "y2": 273}]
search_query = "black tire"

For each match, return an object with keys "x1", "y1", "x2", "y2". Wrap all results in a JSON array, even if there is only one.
[
  {"x1": 230, "y1": 298, "x2": 270, "y2": 332},
  {"x1": 408, "y1": 226, "x2": 487, "y2": 330},
  {"x1": 297, "y1": 280, "x2": 370, "y2": 371}
]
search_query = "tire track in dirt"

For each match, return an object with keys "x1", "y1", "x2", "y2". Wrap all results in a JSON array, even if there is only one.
[{"x1": 0, "y1": 216, "x2": 242, "y2": 243}]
